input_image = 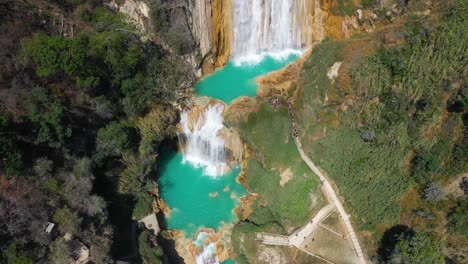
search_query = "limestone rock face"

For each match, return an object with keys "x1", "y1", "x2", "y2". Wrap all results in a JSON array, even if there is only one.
[
  {"x1": 220, "y1": 127, "x2": 244, "y2": 165},
  {"x1": 211, "y1": 0, "x2": 233, "y2": 68},
  {"x1": 191, "y1": 0, "x2": 212, "y2": 57},
  {"x1": 109, "y1": 0, "x2": 150, "y2": 36}
]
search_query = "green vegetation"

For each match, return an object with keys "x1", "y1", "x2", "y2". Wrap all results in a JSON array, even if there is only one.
[
  {"x1": 0, "y1": 113, "x2": 22, "y2": 177},
  {"x1": 52, "y1": 207, "x2": 82, "y2": 234},
  {"x1": 149, "y1": 1, "x2": 195, "y2": 55},
  {"x1": 26, "y1": 86, "x2": 71, "y2": 148},
  {"x1": 96, "y1": 122, "x2": 133, "y2": 158},
  {"x1": 2, "y1": 243, "x2": 32, "y2": 264},
  {"x1": 393, "y1": 233, "x2": 445, "y2": 263},
  {"x1": 0, "y1": 0, "x2": 192, "y2": 262},
  {"x1": 296, "y1": 0, "x2": 467, "y2": 232},
  {"x1": 138, "y1": 228, "x2": 164, "y2": 264},
  {"x1": 446, "y1": 199, "x2": 468, "y2": 235},
  {"x1": 332, "y1": 0, "x2": 356, "y2": 16},
  {"x1": 48, "y1": 238, "x2": 71, "y2": 264},
  {"x1": 229, "y1": 103, "x2": 322, "y2": 263},
  {"x1": 233, "y1": 104, "x2": 322, "y2": 228}
]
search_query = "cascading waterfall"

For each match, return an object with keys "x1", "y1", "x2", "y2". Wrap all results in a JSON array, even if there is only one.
[
  {"x1": 232, "y1": 0, "x2": 311, "y2": 63},
  {"x1": 177, "y1": 0, "x2": 311, "y2": 177},
  {"x1": 193, "y1": 232, "x2": 219, "y2": 264},
  {"x1": 178, "y1": 103, "x2": 228, "y2": 177}
]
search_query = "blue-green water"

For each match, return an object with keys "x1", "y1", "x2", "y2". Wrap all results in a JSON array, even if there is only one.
[
  {"x1": 221, "y1": 259, "x2": 235, "y2": 264},
  {"x1": 158, "y1": 152, "x2": 247, "y2": 237},
  {"x1": 196, "y1": 54, "x2": 300, "y2": 103}
]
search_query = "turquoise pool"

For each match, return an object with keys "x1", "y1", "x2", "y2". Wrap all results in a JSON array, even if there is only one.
[
  {"x1": 196, "y1": 54, "x2": 300, "y2": 103},
  {"x1": 158, "y1": 152, "x2": 246, "y2": 237}
]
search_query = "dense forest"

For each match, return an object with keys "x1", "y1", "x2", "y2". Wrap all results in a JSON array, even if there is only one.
[{"x1": 0, "y1": 0, "x2": 193, "y2": 263}]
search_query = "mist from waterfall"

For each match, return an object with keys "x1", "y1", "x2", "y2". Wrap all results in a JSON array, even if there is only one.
[
  {"x1": 178, "y1": 103, "x2": 228, "y2": 177},
  {"x1": 232, "y1": 0, "x2": 311, "y2": 64}
]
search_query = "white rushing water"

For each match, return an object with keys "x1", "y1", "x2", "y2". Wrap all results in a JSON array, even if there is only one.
[
  {"x1": 193, "y1": 232, "x2": 219, "y2": 264},
  {"x1": 232, "y1": 0, "x2": 310, "y2": 64},
  {"x1": 178, "y1": 103, "x2": 228, "y2": 177}
]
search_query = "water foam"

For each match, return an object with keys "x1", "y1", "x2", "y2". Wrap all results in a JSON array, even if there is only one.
[
  {"x1": 232, "y1": 0, "x2": 311, "y2": 63},
  {"x1": 178, "y1": 103, "x2": 228, "y2": 177},
  {"x1": 193, "y1": 232, "x2": 219, "y2": 264},
  {"x1": 232, "y1": 49, "x2": 303, "y2": 66}
]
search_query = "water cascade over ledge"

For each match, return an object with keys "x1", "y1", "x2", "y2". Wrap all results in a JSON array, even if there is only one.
[
  {"x1": 232, "y1": 0, "x2": 311, "y2": 63},
  {"x1": 177, "y1": 103, "x2": 228, "y2": 177}
]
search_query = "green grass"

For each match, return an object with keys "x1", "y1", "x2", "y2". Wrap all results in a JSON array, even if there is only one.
[
  {"x1": 232, "y1": 103, "x2": 322, "y2": 228},
  {"x1": 307, "y1": 125, "x2": 410, "y2": 229},
  {"x1": 236, "y1": 104, "x2": 297, "y2": 168},
  {"x1": 294, "y1": 1, "x2": 468, "y2": 231},
  {"x1": 245, "y1": 159, "x2": 318, "y2": 227}
]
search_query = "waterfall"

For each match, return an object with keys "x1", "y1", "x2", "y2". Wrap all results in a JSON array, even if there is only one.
[
  {"x1": 178, "y1": 103, "x2": 228, "y2": 177},
  {"x1": 232, "y1": 0, "x2": 311, "y2": 63},
  {"x1": 194, "y1": 232, "x2": 219, "y2": 264}
]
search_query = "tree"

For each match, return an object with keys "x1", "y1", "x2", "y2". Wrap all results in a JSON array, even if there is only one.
[
  {"x1": 48, "y1": 238, "x2": 71, "y2": 264},
  {"x1": 136, "y1": 106, "x2": 176, "y2": 155},
  {"x1": 33, "y1": 157, "x2": 54, "y2": 177},
  {"x1": 138, "y1": 228, "x2": 163, "y2": 264},
  {"x1": 24, "y1": 33, "x2": 86, "y2": 78},
  {"x1": 0, "y1": 112, "x2": 22, "y2": 177},
  {"x1": 447, "y1": 199, "x2": 468, "y2": 235},
  {"x1": 2, "y1": 243, "x2": 32, "y2": 264},
  {"x1": 118, "y1": 153, "x2": 155, "y2": 195},
  {"x1": 391, "y1": 233, "x2": 444, "y2": 264},
  {"x1": 72, "y1": 157, "x2": 93, "y2": 178},
  {"x1": 26, "y1": 86, "x2": 71, "y2": 148},
  {"x1": 121, "y1": 73, "x2": 151, "y2": 116},
  {"x1": 52, "y1": 207, "x2": 82, "y2": 234},
  {"x1": 96, "y1": 122, "x2": 132, "y2": 157},
  {"x1": 423, "y1": 182, "x2": 446, "y2": 203}
]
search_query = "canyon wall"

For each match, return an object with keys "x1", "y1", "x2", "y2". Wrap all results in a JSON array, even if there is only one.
[{"x1": 111, "y1": 0, "x2": 358, "y2": 73}]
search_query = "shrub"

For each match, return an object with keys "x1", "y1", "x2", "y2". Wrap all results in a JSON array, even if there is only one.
[
  {"x1": 34, "y1": 157, "x2": 54, "y2": 177},
  {"x1": 149, "y1": 3, "x2": 169, "y2": 31},
  {"x1": 138, "y1": 229, "x2": 163, "y2": 264},
  {"x1": 393, "y1": 233, "x2": 444, "y2": 264},
  {"x1": 133, "y1": 192, "x2": 153, "y2": 220},
  {"x1": 446, "y1": 199, "x2": 468, "y2": 235},
  {"x1": 423, "y1": 182, "x2": 446, "y2": 203}
]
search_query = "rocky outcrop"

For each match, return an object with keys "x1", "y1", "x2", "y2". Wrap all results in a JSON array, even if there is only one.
[
  {"x1": 108, "y1": 0, "x2": 151, "y2": 37},
  {"x1": 256, "y1": 51, "x2": 312, "y2": 98}
]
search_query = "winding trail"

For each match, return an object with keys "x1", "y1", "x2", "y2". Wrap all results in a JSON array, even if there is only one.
[{"x1": 288, "y1": 105, "x2": 367, "y2": 264}]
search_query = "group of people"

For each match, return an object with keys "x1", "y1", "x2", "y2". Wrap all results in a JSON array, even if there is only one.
[
  {"x1": 268, "y1": 96, "x2": 299, "y2": 138},
  {"x1": 268, "y1": 96, "x2": 281, "y2": 107},
  {"x1": 288, "y1": 104, "x2": 299, "y2": 138}
]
